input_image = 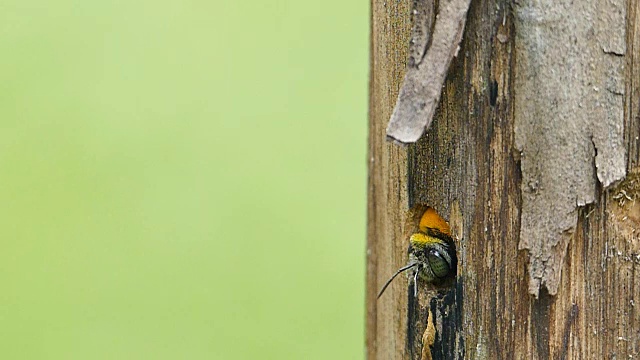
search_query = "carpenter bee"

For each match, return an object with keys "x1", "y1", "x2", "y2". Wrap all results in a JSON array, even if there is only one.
[{"x1": 378, "y1": 207, "x2": 457, "y2": 298}]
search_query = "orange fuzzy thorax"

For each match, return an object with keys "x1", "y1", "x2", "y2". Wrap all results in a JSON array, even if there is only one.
[{"x1": 418, "y1": 207, "x2": 451, "y2": 235}]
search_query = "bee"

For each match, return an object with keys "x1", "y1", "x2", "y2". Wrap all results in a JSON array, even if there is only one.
[{"x1": 378, "y1": 207, "x2": 457, "y2": 298}]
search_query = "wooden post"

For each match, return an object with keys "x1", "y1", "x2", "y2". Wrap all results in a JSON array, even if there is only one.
[{"x1": 367, "y1": 0, "x2": 640, "y2": 359}]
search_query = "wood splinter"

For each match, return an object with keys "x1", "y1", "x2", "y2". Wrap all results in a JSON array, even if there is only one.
[
  {"x1": 386, "y1": 0, "x2": 472, "y2": 144},
  {"x1": 421, "y1": 309, "x2": 437, "y2": 360}
]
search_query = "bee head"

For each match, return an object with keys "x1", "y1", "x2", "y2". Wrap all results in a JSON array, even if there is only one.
[{"x1": 409, "y1": 233, "x2": 456, "y2": 281}]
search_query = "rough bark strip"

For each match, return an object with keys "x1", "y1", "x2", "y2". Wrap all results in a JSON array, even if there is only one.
[
  {"x1": 386, "y1": 0, "x2": 472, "y2": 143},
  {"x1": 513, "y1": 0, "x2": 627, "y2": 297},
  {"x1": 408, "y1": 0, "x2": 435, "y2": 68}
]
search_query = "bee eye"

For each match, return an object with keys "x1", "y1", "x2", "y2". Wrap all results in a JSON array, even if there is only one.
[{"x1": 427, "y1": 248, "x2": 451, "y2": 278}]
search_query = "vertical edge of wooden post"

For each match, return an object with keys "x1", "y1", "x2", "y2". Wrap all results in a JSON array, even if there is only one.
[{"x1": 367, "y1": 0, "x2": 412, "y2": 359}]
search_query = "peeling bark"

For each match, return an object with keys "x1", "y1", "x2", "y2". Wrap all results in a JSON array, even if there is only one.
[
  {"x1": 513, "y1": 0, "x2": 627, "y2": 296},
  {"x1": 386, "y1": 0, "x2": 472, "y2": 143}
]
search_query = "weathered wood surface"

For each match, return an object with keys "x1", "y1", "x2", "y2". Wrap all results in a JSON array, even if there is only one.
[{"x1": 366, "y1": 0, "x2": 640, "y2": 359}]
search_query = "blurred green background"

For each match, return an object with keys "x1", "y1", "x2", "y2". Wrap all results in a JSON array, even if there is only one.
[{"x1": 0, "y1": 1, "x2": 367, "y2": 359}]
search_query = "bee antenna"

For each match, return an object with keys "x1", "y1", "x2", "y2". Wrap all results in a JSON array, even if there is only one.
[{"x1": 377, "y1": 263, "x2": 419, "y2": 299}]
